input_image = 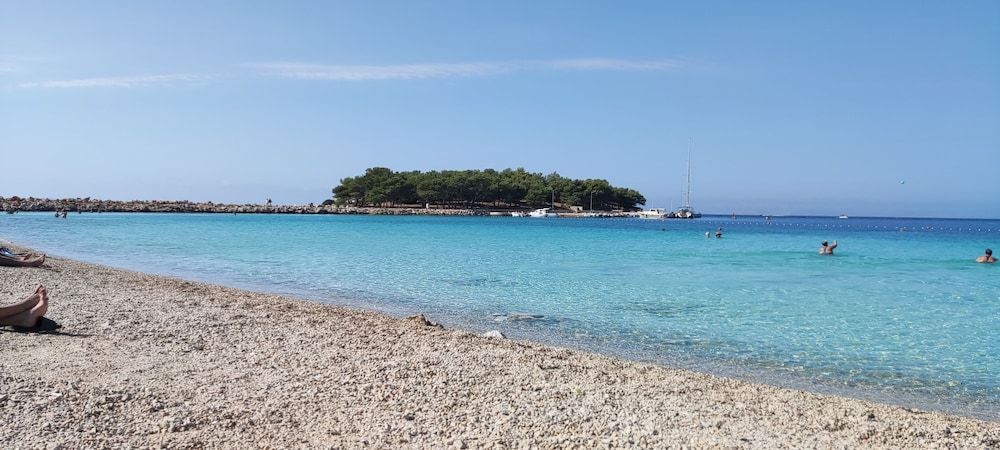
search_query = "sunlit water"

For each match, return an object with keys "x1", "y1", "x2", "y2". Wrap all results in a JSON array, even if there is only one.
[{"x1": 2, "y1": 212, "x2": 998, "y2": 419}]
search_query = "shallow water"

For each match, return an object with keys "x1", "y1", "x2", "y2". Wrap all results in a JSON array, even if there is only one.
[{"x1": 2, "y1": 212, "x2": 998, "y2": 419}]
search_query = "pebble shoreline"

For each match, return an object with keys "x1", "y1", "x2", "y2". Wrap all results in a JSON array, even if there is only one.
[{"x1": 1, "y1": 249, "x2": 998, "y2": 448}]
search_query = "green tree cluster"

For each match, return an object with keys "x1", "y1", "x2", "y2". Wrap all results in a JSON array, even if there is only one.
[{"x1": 331, "y1": 167, "x2": 645, "y2": 210}]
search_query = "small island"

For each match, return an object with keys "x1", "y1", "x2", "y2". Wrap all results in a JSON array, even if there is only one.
[{"x1": 330, "y1": 167, "x2": 646, "y2": 211}]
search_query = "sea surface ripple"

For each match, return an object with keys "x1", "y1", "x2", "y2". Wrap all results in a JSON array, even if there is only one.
[{"x1": 2, "y1": 212, "x2": 998, "y2": 419}]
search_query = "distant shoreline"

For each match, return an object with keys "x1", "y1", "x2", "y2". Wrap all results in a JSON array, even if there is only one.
[
  {"x1": 2, "y1": 197, "x2": 655, "y2": 218},
  {"x1": 0, "y1": 197, "x2": 602, "y2": 216},
  {"x1": 3, "y1": 198, "x2": 1000, "y2": 221}
]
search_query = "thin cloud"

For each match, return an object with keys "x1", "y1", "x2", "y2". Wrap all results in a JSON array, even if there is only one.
[
  {"x1": 18, "y1": 74, "x2": 203, "y2": 89},
  {"x1": 0, "y1": 57, "x2": 27, "y2": 73},
  {"x1": 250, "y1": 58, "x2": 686, "y2": 81},
  {"x1": 247, "y1": 62, "x2": 514, "y2": 81},
  {"x1": 547, "y1": 58, "x2": 686, "y2": 71},
  {"x1": 12, "y1": 58, "x2": 687, "y2": 88}
]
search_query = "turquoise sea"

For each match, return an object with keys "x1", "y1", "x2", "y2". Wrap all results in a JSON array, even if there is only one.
[{"x1": 2, "y1": 212, "x2": 998, "y2": 419}]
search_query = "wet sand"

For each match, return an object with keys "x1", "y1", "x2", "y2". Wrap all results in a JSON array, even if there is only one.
[{"x1": 1, "y1": 248, "x2": 998, "y2": 448}]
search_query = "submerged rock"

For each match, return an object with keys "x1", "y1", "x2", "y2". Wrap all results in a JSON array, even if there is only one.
[{"x1": 493, "y1": 313, "x2": 546, "y2": 323}]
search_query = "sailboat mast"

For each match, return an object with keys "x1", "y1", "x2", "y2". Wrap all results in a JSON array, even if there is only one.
[{"x1": 685, "y1": 138, "x2": 692, "y2": 207}]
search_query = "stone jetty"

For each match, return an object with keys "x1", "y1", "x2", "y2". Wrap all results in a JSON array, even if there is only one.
[{"x1": 0, "y1": 197, "x2": 486, "y2": 216}]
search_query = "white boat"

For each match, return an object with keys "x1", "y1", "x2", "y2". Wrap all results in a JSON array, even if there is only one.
[
  {"x1": 637, "y1": 208, "x2": 669, "y2": 219},
  {"x1": 675, "y1": 207, "x2": 698, "y2": 219},
  {"x1": 674, "y1": 139, "x2": 701, "y2": 219},
  {"x1": 529, "y1": 190, "x2": 561, "y2": 217},
  {"x1": 838, "y1": 214, "x2": 849, "y2": 219},
  {"x1": 510, "y1": 211, "x2": 527, "y2": 217},
  {"x1": 528, "y1": 208, "x2": 556, "y2": 218}
]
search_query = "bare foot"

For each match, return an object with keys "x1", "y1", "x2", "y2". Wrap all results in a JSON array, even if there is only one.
[
  {"x1": 0, "y1": 286, "x2": 48, "y2": 328},
  {"x1": 0, "y1": 286, "x2": 44, "y2": 318},
  {"x1": 30, "y1": 289, "x2": 48, "y2": 321},
  {"x1": 18, "y1": 291, "x2": 47, "y2": 327}
]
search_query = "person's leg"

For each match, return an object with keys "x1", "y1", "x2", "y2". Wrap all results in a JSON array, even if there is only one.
[
  {"x1": 13, "y1": 255, "x2": 45, "y2": 267},
  {"x1": 0, "y1": 254, "x2": 43, "y2": 267},
  {"x1": 0, "y1": 285, "x2": 44, "y2": 317},
  {"x1": 0, "y1": 286, "x2": 48, "y2": 327}
]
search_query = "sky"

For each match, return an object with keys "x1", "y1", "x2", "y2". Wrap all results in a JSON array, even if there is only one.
[{"x1": 1, "y1": 1, "x2": 998, "y2": 218}]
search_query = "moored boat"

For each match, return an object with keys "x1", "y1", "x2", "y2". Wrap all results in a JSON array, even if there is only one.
[
  {"x1": 674, "y1": 140, "x2": 701, "y2": 219},
  {"x1": 637, "y1": 208, "x2": 669, "y2": 219},
  {"x1": 528, "y1": 208, "x2": 554, "y2": 218},
  {"x1": 674, "y1": 207, "x2": 700, "y2": 219}
]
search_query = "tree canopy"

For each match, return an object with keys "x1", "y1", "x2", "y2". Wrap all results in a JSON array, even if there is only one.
[{"x1": 331, "y1": 167, "x2": 645, "y2": 211}]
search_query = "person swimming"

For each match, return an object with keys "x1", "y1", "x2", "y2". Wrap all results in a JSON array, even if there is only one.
[
  {"x1": 977, "y1": 248, "x2": 996, "y2": 263},
  {"x1": 715, "y1": 227, "x2": 723, "y2": 238},
  {"x1": 819, "y1": 240, "x2": 838, "y2": 255}
]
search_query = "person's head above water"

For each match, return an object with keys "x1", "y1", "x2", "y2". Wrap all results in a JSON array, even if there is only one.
[
  {"x1": 822, "y1": 241, "x2": 829, "y2": 246},
  {"x1": 987, "y1": 249, "x2": 993, "y2": 256}
]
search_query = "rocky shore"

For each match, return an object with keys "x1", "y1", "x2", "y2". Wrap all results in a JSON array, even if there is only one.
[{"x1": 1, "y1": 247, "x2": 998, "y2": 448}]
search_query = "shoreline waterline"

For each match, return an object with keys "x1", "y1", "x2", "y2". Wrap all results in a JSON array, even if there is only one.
[{"x1": 1, "y1": 249, "x2": 998, "y2": 447}]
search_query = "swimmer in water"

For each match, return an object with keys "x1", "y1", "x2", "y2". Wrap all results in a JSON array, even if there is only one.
[
  {"x1": 819, "y1": 240, "x2": 838, "y2": 255},
  {"x1": 715, "y1": 228, "x2": 723, "y2": 238},
  {"x1": 977, "y1": 248, "x2": 996, "y2": 263}
]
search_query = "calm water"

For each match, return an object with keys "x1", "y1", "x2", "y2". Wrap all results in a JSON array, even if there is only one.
[{"x1": 2, "y1": 212, "x2": 998, "y2": 419}]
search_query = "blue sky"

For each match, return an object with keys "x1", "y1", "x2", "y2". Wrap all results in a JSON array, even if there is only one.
[{"x1": 2, "y1": 1, "x2": 998, "y2": 217}]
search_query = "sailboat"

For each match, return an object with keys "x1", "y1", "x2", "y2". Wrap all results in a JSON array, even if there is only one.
[{"x1": 674, "y1": 139, "x2": 701, "y2": 219}]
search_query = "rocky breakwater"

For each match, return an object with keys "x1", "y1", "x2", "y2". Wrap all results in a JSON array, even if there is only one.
[{"x1": 0, "y1": 197, "x2": 488, "y2": 215}]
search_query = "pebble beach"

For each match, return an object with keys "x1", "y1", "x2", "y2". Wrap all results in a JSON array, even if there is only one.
[{"x1": 1, "y1": 248, "x2": 998, "y2": 449}]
